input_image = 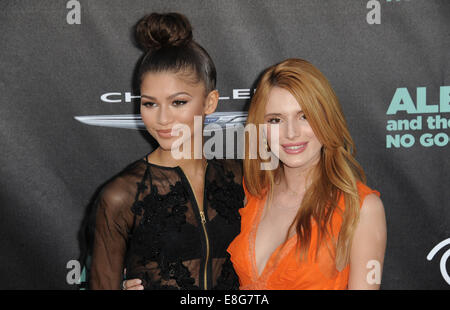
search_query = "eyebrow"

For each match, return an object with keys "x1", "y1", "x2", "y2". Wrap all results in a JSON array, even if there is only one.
[
  {"x1": 141, "y1": 92, "x2": 193, "y2": 101},
  {"x1": 264, "y1": 111, "x2": 304, "y2": 117}
]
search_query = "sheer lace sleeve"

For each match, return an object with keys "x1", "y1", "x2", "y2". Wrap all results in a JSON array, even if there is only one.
[
  {"x1": 89, "y1": 157, "x2": 244, "y2": 290},
  {"x1": 89, "y1": 176, "x2": 137, "y2": 290}
]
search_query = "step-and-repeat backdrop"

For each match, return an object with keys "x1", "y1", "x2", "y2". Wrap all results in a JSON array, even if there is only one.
[{"x1": 0, "y1": 0, "x2": 449, "y2": 289}]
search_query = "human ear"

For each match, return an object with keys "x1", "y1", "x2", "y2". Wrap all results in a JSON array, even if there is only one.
[{"x1": 203, "y1": 90, "x2": 219, "y2": 115}]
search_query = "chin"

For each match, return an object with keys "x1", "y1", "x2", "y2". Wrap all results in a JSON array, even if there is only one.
[
  {"x1": 160, "y1": 139, "x2": 181, "y2": 150},
  {"x1": 157, "y1": 143, "x2": 174, "y2": 152},
  {"x1": 280, "y1": 159, "x2": 307, "y2": 169},
  {"x1": 278, "y1": 153, "x2": 318, "y2": 170},
  {"x1": 159, "y1": 137, "x2": 194, "y2": 154}
]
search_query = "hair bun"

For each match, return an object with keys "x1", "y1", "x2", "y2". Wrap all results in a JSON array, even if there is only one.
[{"x1": 136, "y1": 12, "x2": 193, "y2": 51}]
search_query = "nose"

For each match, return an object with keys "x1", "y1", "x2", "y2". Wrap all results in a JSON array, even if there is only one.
[
  {"x1": 286, "y1": 118, "x2": 301, "y2": 140},
  {"x1": 157, "y1": 104, "x2": 172, "y2": 126}
]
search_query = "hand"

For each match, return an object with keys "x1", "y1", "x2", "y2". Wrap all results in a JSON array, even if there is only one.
[{"x1": 121, "y1": 278, "x2": 144, "y2": 290}]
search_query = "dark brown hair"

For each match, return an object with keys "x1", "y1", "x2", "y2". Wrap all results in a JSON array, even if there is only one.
[{"x1": 135, "y1": 12, "x2": 216, "y2": 94}]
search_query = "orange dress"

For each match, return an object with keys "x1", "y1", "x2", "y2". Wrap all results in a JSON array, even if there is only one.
[{"x1": 227, "y1": 180, "x2": 380, "y2": 290}]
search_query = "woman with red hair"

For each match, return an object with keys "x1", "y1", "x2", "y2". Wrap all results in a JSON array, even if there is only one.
[{"x1": 227, "y1": 58, "x2": 387, "y2": 289}]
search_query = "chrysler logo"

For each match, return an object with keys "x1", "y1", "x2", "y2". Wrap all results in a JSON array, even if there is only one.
[{"x1": 74, "y1": 111, "x2": 248, "y2": 132}]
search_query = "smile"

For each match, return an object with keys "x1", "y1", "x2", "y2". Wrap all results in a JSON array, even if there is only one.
[
  {"x1": 156, "y1": 129, "x2": 173, "y2": 138},
  {"x1": 281, "y1": 142, "x2": 308, "y2": 154}
]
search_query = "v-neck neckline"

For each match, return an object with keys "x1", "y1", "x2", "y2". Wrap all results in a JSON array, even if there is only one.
[
  {"x1": 176, "y1": 162, "x2": 209, "y2": 213},
  {"x1": 250, "y1": 193, "x2": 298, "y2": 280},
  {"x1": 142, "y1": 152, "x2": 210, "y2": 212}
]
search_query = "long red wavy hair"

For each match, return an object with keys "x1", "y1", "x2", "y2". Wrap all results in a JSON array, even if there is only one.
[{"x1": 243, "y1": 58, "x2": 366, "y2": 270}]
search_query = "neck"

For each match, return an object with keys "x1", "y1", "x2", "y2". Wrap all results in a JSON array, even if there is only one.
[
  {"x1": 278, "y1": 160, "x2": 318, "y2": 195},
  {"x1": 152, "y1": 143, "x2": 206, "y2": 171}
]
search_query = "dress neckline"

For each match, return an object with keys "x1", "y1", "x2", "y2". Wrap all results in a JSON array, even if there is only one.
[
  {"x1": 140, "y1": 152, "x2": 211, "y2": 170},
  {"x1": 140, "y1": 152, "x2": 211, "y2": 215},
  {"x1": 250, "y1": 193, "x2": 298, "y2": 281}
]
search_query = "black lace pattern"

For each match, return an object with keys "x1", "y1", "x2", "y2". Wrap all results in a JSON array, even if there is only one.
[{"x1": 89, "y1": 156, "x2": 244, "y2": 290}]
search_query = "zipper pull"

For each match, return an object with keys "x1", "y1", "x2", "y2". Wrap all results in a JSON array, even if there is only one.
[{"x1": 199, "y1": 211, "x2": 206, "y2": 224}]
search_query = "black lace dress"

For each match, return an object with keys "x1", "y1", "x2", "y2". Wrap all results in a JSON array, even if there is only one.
[{"x1": 89, "y1": 154, "x2": 244, "y2": 290}]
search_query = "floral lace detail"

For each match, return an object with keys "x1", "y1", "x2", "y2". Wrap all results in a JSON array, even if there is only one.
[
  {"x1": 123, "y1": 158, "x2": 244, "y2": 290},
  {"x1": 160, "y1": 258, "x2": 198, "y2": 290},
  {"x1": 135, "y1": 258, "x2": 199, "y2": 290},
  {"x1": 128, "y1": 179, "x2": 198, "y2": 289},
  {"x1": 214, "y1": 254, "x2": 240, "y2": 290},
  {"x1": 131, "y1": 180, "x2": 189, "y2": 262},
  {"x1": 207, "y1": 170, "x2": 244, "y2": 225},
  {"x1": 89, "y1": 157, "x2": 245, "y2": 290}
]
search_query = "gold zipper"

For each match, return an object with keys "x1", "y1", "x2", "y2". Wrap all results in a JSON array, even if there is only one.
[
  {"x1": 199, "y1": 210, "x2": 210, "y2": 290},
  {"x1": 181, "y1": 162, "x2": 210, "y2": 290}
]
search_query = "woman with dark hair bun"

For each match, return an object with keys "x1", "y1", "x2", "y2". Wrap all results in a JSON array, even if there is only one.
[{"x1": 89, "y1": 12, "x2": 244, "y2": 290}]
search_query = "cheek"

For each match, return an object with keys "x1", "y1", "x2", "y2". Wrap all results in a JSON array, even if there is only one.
[
  {"x1": 177, "y1": 109, "x2": 196, "y2": 125},
  {"x1": 303, "y1": 123, "x2": 320, "y2": 142},
  {"x1": 300, "y1": 121, "x2": 314, "y2": 136},
  {"x1": 304, "y1": 127, "x2": 315, "y2": 138},
  {"x1": 306, "y1": 130, "x2": 323, "y2": 151},
  {"x1": 141, "y1": 109, "x2": 156, "y2": 127},
  {"x1": 266, "y1": 124, "x2": 283, "y2": 142},
  {"x1": 176, "y1": 103, "x2": 204, "y2": 125}
]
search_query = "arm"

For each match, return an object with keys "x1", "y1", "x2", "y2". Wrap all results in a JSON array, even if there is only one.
[
  {"x1": 89, "y1": 179, "x2": 130, "y2": 290},
  {"x1": 348, "y1": 193, "x2": 387, "y2": 290}
]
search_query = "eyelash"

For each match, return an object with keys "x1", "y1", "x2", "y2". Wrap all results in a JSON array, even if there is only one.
[
  {"x1": 267, "y1": 118, "x2": 281, "y2": 124},
  {"x1": 141, "y1": 102, "x2": 156, "y2": 107},
  {"x1": 141, "y1": 100, "x2": 188, "y2": 107},
  {"x1": 266, "y1": 114, "x2": 307, "y2": 123}
]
